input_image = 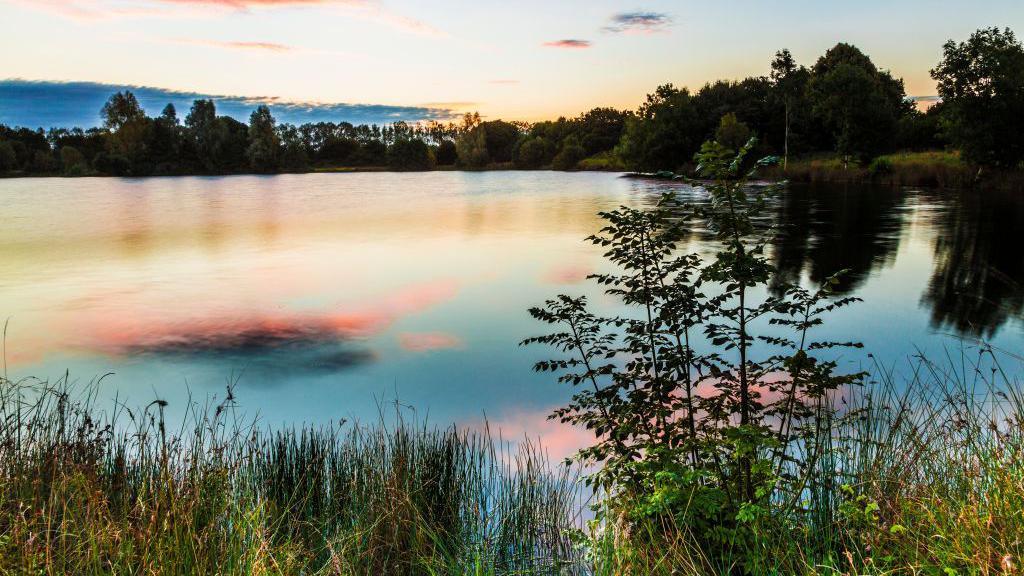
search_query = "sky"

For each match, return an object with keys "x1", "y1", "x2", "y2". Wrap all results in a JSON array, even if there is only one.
[{"x1": 1, "y1": 0, "x2": 1023, "y2": 127}]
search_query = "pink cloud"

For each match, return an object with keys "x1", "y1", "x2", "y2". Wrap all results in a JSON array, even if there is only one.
[
  {"x1": 176, "y1": 38, "x2": 294, "y2": 51},
  {"x1": 157, "y1": 0, "x2": 363, "y2": 8},
  {"x1": 11, "y1": 0, "x2": 445, "y2": 37},
  {"x1": 160, "y1": 0, "x2": 446, "y2": 37},
  {"x1": 397, "y1": 331, "x2": 462, "y2": 353},
  {"x1": 603, "y1": 11, "x2": 673, "y2": 35},
  {"x1": 543, "y1": 39, "x2": 591, "y2": 49},
  {"x1": 8, "y1": 0, "x2": 172, "y2": 21}
]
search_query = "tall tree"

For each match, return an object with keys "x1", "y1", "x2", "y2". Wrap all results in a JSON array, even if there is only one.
[
  {"x1": 479, "y1": 120, "x2": 521, "y2": 163},
  {"x1": 575, "y1": 107, "x2": 629, "y2": 156},
  {"x1": 931, "y1": 27, "x2": 1024, "y2": 168},
  {"x1": 100, "y1": 91, "x2": 149, "y2": 170},
  {"x1": 101, "y1": 91, "x2": 145, "y2": 131},
  {"x1": 247, "y1": 105, "x2": 280, "y2": 172},
  {"x1": 185, "y1": 99, "x2": 225, "y2": 172},
  {"x1": 456, "y1": 125, "x2": 489, "y2": 168},
  {"x1": 714, "y1": 113, "x2": 752, "y2": 151},
  {"x1": 149, "y1": 103, "x2": 181, "y2": 169},
  {"x1": 616, "y1": 84, "x2": 703, "y2": 171},
  {"x1": 808, "y1": 43, "x2": 909, "y2": 164},
  {"x1": 770, "y1": 49, "x2": 799, "y2": 169}
]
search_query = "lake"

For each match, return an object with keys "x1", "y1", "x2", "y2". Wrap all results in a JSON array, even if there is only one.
[{"x1": 1, "y1": 172, "x2": 1022, "y2": 454}]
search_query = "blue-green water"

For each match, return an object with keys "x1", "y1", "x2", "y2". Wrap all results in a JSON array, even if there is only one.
[{"x1": 1, "y1": 172, "x2": 1021, "y2": 455}]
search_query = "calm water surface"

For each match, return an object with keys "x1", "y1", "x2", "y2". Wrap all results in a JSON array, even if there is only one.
[{"x1": 2, "y1": 172, "x2": 1022, "y2": 452}]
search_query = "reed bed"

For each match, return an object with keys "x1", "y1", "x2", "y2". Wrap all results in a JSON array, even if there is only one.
[
  {"x1": 762, "y1": 151, "x2": 1024, "y2": 191},
  {"x1": 589, "y1": 343, "x2": 1024, "y2": 575},
  {"x1": 0, "y1": 375, "x2": 584, "y2": 575},
  {"x1": 0, "y1": 344, "x2": 1021, "y2": 574}
]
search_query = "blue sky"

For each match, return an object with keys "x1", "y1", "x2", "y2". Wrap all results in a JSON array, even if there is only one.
[
  {"x1": 0, "y1": 79, "x2": 459, "y2": 128},
  {"x1": 1, "y1": 0, "x2": 1022, "y2": 126}
]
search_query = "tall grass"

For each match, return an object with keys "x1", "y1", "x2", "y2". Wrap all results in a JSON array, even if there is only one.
[
  {"x1": 588, "y1": 343, "x2": 1024, "y2": 575},
  {"x1": 822, "y1": 344, "x2": 1024, "y2": 574},
  {"x1": 2, "y1": 345, "x2": 1021, "y2": 574},
  {"x1": 770, "y1": 150, "x2": 1024, "y2": 191},
  {"x1": 0, "y1": 374, "x2": 584, "y2": 575},
  {"x1": 765, "y1": 151, "x2": 978, "y2": 189}
]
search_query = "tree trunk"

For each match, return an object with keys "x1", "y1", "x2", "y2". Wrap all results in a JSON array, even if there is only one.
[{"x1": 783, "y1": 101, "x2": 790, "y2": 172}]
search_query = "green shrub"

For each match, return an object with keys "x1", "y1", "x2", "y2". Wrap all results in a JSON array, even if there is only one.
[
  {"x1": 551, "y1": 138, "x2": 586, "y2": 170},
  {"x1": 576, "y1": 151, "x2": 626, "y2": 171},
  {"x1": 388, "y1": 138, "x2": 435, "y2": 171},
  {"x1": 868, "y1": 155, "x2": 893, "y2": 177},
  {"x1": 514, "y1": 136, "x2": 549, "y2": 169}
]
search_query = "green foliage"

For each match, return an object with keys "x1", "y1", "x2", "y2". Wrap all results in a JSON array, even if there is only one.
[
  {"x1": 185, "y1": 99, "x2": 228, "y2": 172},
  {"x1": 100, "y1": 90, "x2": 145, "y2": 131},
  {"x1": 246, "y1": 105, "x2": 280, "y2": 172},
  {"x1": 59, "y1": 145, "x2": 87, "y2": 175},
  {"x1": 92, "y1": 151, "x2": 130, "y2": 176},
  {"x1": 524, "y1": 108, "x2": 629, "y2": 167},
  {"x1": 456, "y1": 125, "x2": 490, "y2": 168},
  {"x1": 867, "y1": 155, "x2": 893, "y2": 177},
  {"x1": 514, "y1": 136, "x2": 548, "y2": 169},
  {"x1": 479, "y1": 120, "x2": 521, "y2": 163},
  {"x1": 149, "y1": 103, "x2": 182, "y2": 170},
  {"x1": 896, "y1": 104, "x2": 945, "y2": 150},
  {"x1": 715, "y1": 113, "x2": 752, "y2": 151},
  {"x1": 551, "y1": 137, "x2": 586, "y2": 170},
  {"x1": 99, "y1": 91, "x2": 152, "y2": 173},
  {"x1": 0, "y1": 140, "x2": 16, "y2": 172},
  {"x1": 575, "y1": 107, "x2": 630, "y2": 155},
  {"x1": 277, "y1": 123, "x2": 309, "y2": 173},
  {"x1": 807, "y1": 43, "x2": 910, "y2": 162},
  {"x1": 435, "y1": 139, "x2": 458, "y2": 165},
  {"x1": 576, "y1": 150, "x2": 626, "y2": 171},
  {"x1": 31, "y1": 149, "x2": 58, "y2": 172},
  {"x1": 526, "y1": 139, "x2": 864, "y2": 570},
  {"x1": 616, "y1": 84, "x2": 703, "y2": 172},
  {"x1": 388, "y1": 137, "x2": 435, "y2": 171},
  {"x1": 0, "y1": 375, "x2": 583, "y2": 575},
  {"x1": 932, "y1": 27, "x2": 1024, "y2": 167}
]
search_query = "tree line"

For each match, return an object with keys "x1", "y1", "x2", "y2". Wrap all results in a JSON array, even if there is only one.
[{"x1": 1, "y1": 27, "x2": 1021, "y2": 177}]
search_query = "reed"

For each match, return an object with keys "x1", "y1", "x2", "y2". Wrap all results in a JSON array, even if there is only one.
[
  {"x1": 761, "y1": 150, "x2": 1024, "y2": 191},
  {"x1": 588, "y1": 343, "x2": 1024, "y2": 575},
  {"x1": 0, "y1": 374, "x2": 584, "y2": 575},
  {"x1": 1, "y1": 344, "x2": 1021, "y2": 574}
]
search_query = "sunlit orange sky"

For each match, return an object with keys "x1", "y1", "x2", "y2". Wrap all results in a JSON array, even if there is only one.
[{"x1": 2, "y1": 0, "x2": 1023, "y2": 122}]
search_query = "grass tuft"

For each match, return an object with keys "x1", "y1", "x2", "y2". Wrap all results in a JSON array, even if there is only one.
[{"x1": 0, "y1": 375, "x2": 584, "y2": 575}]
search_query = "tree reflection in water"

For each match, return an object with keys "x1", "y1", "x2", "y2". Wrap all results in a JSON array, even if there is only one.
[
  {"x1": 767, "y1": 183, "x2": 1023, "y2": 337},
  {"x1": 922, "y1": 189, "x2": 1024, "y2": 337}
]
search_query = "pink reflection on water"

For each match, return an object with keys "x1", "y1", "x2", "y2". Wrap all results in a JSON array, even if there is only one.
[
  {"x1": 69, "y1": 279, "x2": 459, "y2": 355},
  {"x1": 397, "y1": 331, "x2": 462, "y2": 353},
  {"x1": 481, "y1": 407, "x2": 594, "y2": 463},
  {"x1": 541, "y1": 263, "x2": 592, "y2": 285}
]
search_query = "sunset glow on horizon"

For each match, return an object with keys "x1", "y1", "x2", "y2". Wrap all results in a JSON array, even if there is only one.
[{"x1": 1, "y1": 0, "x2": 1024, "y2": 123}]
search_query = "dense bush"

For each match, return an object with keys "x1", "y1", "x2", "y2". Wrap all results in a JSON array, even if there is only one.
[
  {"x1": 932, "y1": 27, "x2": 1024, "y2": 168},
  {"x1": 514, "y1": 136, "x2": 548, "y2": 168},
  {"x1": 528, "y1": 140, "x2": 1024, "y2": 574},
  {"x1": 388, "y1": 137, "x2": 435, "y2": 171},
  {"x1": 434, "y1": 139, "x2": 458, "y2": 165},
  {"x1": 551, "y1": 138, "x2": 586, "y2": 170}
]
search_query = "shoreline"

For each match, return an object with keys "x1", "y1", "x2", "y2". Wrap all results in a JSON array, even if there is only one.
[{"x1": 3, "y1": 153, "x2": 1023, "y2": 192}]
